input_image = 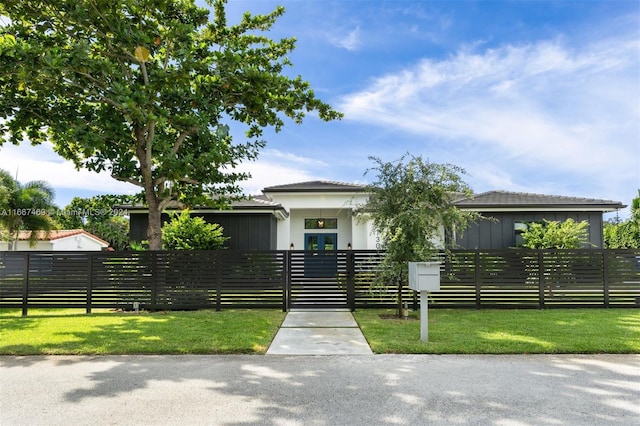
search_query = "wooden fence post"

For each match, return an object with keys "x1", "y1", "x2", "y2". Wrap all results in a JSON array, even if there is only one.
[
  {"x1": 538, "y1": 250, "x2": 545, "y2": 309},
  {"x1": 86, "y1": 252, "x2": 93, "y2": 314},
  {"x1": 21, "y1": 253, "x2": 29, "y2": 317},
  {"x1": 150, "y1": 252, "x2": 158, "y2": 311},
  {"x1": 215, "y1": 252, "x2": 222, "y2": 311},
  {"x1": 283, "y1": 250, "x2": 290, "y2": 312},
  {"x1": 602, "y1": 250, "x2": 609, "y2": 308},
  {"x1": 346, "y1": 250, "x2": 355, "y2": 311},
  {"x1": 474, "y1": 251, "x2": 481, "y2": 309}
]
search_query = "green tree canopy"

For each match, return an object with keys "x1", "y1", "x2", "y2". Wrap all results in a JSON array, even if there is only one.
[
  {"x1": 354, "y1": 155, "x2": 479, "y2": 315},
  {"x1": 161, "y1": 209, "x2": 227, "y2": 250},
  {"x1": 520, "y1": 219, "x2": 590, "y2": 249},
  {"x1": 0, "y1": 0, "x2": 341, "y2": 249},
  {"x1": 0, "y1": 169, "x2": 56, "y2": 249},
  {"x1": 56, "y1": 194, "x2": 135, "y2": 250}
]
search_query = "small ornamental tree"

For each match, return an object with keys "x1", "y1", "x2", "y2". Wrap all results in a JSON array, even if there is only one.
[
  {"x1": 161, "y1": 209, "x2": 228, "y2": 250},
  {"x1": 0, "y1": 0, "x2": 341, "y2": 250},
  {"x1": 355, "y1": 155, "x2": 479, "y2": 317},
  {"x1": 521, "y1": 219, "x2": 590, "y2": 249}
]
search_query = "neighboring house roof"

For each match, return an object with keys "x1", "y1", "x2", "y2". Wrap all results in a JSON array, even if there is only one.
[
  {"x1": 12, "y1": 229, "x2": 110, "y2": 246},
  {"x1": 453, "y1": 190, "x2": 625, "y2": 212},
  {"x1": 263, "y1": 180, "x2": 367, "y2": 193}
]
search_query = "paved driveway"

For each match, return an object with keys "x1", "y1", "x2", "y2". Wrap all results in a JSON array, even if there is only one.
[{"x1": 1, "y1": 355, "x2": 638, "y2": 425}]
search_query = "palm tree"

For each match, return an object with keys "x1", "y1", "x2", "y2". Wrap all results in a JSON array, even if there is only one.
[{"x1": 0, "y1": 169, "x2": 56, "y2": 250}]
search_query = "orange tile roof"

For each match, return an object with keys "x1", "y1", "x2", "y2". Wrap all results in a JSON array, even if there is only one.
[{"x1": 14, "y1": 230, "x2": 109, "y2": 246}]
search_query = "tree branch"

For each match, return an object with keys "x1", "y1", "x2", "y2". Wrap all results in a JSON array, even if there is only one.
[
  {"x1": 159, "y1": 198, "x2": 183, "y2": 211},
  {"x1": 170, "y1": 127, "x2": 198, "y2": 156},
  {"x1": 111, "y1": 174, "x2": 143, "y2": 187},
  {"x1": 140, "y1": 60, "x2": 149, "y2": 86}
]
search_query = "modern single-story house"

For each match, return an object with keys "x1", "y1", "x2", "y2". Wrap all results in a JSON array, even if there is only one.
[
  {"x1": 0, "y1": 229, "x2": 110, "y2": 251},
  {"x1": 127, "y1": 181, "x2": 374, "y2": 250},
  {"x1": 127, "y1": 181, "x2": 625, "y2": 250}
]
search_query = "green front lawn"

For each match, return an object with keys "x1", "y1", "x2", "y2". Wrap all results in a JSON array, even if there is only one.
[
  {"x1": 1, "y1": 308, "x2": 638, "y2": 355},
  {"x1": 0, "y1": 309, "x2": 286, "y2": 355},
  {"x1": 353, "y1": 308, "x2": 640, "y2": 354}
]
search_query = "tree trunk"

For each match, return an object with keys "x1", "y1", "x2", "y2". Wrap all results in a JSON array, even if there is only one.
[
  {"x1": 136, "y1": 126, "x2": 163, "y2": 251},
  {"x1": 146, "y1": 195, "x2": 163, "y2": 251}
]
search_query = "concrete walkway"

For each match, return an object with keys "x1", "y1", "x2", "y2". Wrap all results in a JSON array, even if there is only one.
[{"x1": 266, "y1": 310, "x2": 373, "y2": 355}]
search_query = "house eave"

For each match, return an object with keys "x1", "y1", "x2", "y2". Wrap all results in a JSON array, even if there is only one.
[
  {"x1": 124, "y1": 205, "x2": 289, "y2": 219},
  {"x1": 459, "y1": 206, "x2": 623, "y2": 213}
]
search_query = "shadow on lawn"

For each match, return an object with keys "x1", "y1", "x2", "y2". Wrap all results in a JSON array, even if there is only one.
[
  {"x1": 357, "y1": 309, "x2": 640, "y2": 354},
  {"x1": 0, "y1": 310, "x2": 283, "y2": 356}
]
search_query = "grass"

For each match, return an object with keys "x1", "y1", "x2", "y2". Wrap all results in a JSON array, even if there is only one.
[
  {"x1": 353, "y1": 308, "x2": 640, "y2": 354},
  {"x1": 0, "y1": 308, "x2": 286, "y2": 355},
  {"x1": 1, "y1": 308, "x2": 638, "y2": 355}
]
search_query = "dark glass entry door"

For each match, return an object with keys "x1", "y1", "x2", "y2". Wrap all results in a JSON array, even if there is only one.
[{"x1": 304, "y1": 233, "x2": 337, "y2": 277}]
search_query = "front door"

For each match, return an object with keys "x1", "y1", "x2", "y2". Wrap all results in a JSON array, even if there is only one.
[{"x1": 304, "y1": 233, "x2": 337, "y2": 277}]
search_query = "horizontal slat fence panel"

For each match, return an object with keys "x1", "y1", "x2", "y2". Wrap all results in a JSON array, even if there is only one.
[
  {"x1": 1, "y1": 249, "x2": 638, "y2": 314},
  {"x1": 91, "y1": 253, "x2": 154, "y2": 309},
  {"x1": 434, "y1": 251, "x2": 477, "y2": 307},
  {"x1": 476, "y1": 251, "x2": 540, "y2": 307},
  {"x1": 0, "y1": 253, "x2": 24, "y2": 306},
  {"x1": 541, "y1": 250, "x2": 606, "y2": 307},
  {"x1": 218, "y1": 251, "x2": 285, "y2": 309},
  {"x1": 26, "y1": 253, "x2": 89, "y2": 308},
  {"x1": 352, "y1": 251, "x2": 397, "y2": 308},
  {"x1": 606, "y1": 250, "x2": 640, "y2": 306},
  {"x1": 288, "y1": 251, "x2": 349, "y2": 309}
]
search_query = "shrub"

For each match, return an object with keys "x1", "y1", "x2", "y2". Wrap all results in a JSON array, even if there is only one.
[{"x1": 161, "y1": 210, "x2": 228, "y2": 250}]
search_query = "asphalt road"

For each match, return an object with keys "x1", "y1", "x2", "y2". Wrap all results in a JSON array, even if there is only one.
[{"x1": 1, "y1": 354, "x2": 639, "y2": 425}]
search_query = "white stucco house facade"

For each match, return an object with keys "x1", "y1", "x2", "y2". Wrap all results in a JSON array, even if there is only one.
[
  {"x1": 261, "y1": 181, "x2": 378, "y2": 251},
  {"x1": 0, "y1": 230, "x2": 110, "y2": 251}
]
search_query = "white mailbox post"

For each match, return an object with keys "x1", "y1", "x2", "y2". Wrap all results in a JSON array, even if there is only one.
[{"x1": 408, "y1": 262, "x2": 441, "y2": 341}]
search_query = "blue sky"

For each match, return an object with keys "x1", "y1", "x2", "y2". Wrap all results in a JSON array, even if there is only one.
[{"x1": 2, "y1": 0, "x2": 639, "y2": 217}]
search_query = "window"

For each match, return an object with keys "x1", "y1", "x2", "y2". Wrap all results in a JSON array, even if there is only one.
[
  {"x1": 304, "y1": 218, "x2": 337, "y2": 229},
  {"x1": 514, "y1": 221, "x2": 528, "y2": 247}
]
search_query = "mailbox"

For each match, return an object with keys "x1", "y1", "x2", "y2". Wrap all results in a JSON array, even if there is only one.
[{"x1": 408, "y1": 262, "x2": 440, "y2": 291}]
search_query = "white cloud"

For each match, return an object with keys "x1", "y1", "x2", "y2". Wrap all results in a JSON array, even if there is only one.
[
  {"x1": 338, "y1": 33, "x2": 640, "y2": 204},
  {"x1": 0, "y1": 142, "x2": 330, "y2": 206},
  {"x1": 329, "y1": 26, "x2": 362, "y2": 51},
  {"x1": 0, "y1": 143, "x2": 139, "y2": 194},
  {"x1": 234, "y1": 149, "x2": 329, "y2": 195}
]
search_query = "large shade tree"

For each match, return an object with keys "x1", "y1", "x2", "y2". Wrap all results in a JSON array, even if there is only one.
[
  {"x1": 0, "y1": 0, "x2": 341, "y2": 249},
  {"x1": 0, "y1": 169, "x2": 56, "y2": 250},
  {"x1": 354, "y1": 155, "x2": 479, "y2": 316}
]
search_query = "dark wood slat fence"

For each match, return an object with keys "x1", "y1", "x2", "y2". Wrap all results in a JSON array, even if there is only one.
[{"x1": 1, "y1": 249, "x2": 638, "y2": 315}]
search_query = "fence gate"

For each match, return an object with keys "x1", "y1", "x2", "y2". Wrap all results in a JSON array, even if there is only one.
[{"x1": 288, "y1": 251, "x2": 350, "y2": 309}]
